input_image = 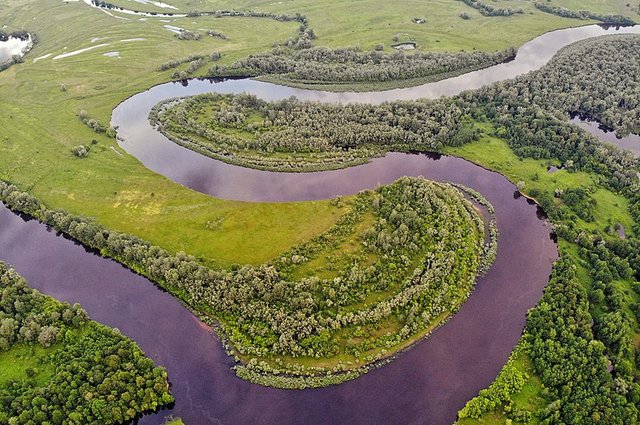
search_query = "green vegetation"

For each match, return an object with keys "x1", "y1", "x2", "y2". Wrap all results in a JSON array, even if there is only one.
[
  {"x1": 3, "y1": 0, "x2": 640, "y2": 416},
  {"x1": 72, "y1": 1, "x2": 639, "y2": 92},
  {"x1": 458, "y1": 0, "x2": 524, "y2": 17},
  {"x1": 473, "y1": 34, "x2": 640, "y2": 138},
  {"x1": 0, "y1": 0, "x2": 342, "y2": 269},
  {"x1": 457, "y1": 345, "x2": 542, "y2": 423},
  {"x1": 534, "y1": 2, "x2": 636, "y2": 25},
  {"x1": 0, "y1": 0, "x2": 636, "y2": 268},
  {"x1": 101, "y1": 0, "x2": 639, "y2": 52},
  {"x1": 0, "y1": 177, "x2": 494, "y2": 387},
  {"x1": 0, "y1": 262, "x2": 173, "y2": 424},
  {"x1": 447, "y1": 36, "x2": 640, "y2": 423},
  {"x1": 162, "y1": 417, "x2": 185, "y2": 425},
  {"x1": 150, "y1": 92, "x2": 477, "y2": 171},
  {"x1": 210, "y1": 45, "x2": 516, "y2": 91}
]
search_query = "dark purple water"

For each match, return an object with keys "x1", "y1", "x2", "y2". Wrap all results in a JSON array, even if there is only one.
[{"x1": 0, "y1": 149, "x2": 557, "y2": 425}]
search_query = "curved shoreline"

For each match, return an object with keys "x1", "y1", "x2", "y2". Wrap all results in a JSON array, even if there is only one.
[
  {"x1": 102, "y1": 22, "x2": 612, "y2": 425},
  {"x1": 113, "y1": 80, "x2": 560, "y2": 422},
  {"x1": 0, "y1": 149, "x2": 557, "y2": 425},
  {"x1": 9, "y1": 16, "x2": 632, "y2": 425}
]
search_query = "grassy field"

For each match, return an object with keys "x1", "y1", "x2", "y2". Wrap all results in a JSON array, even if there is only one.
[
  {"x1": 0, "y1": 0, "x2": 349, "y2": 267},
  {"x1": 0, "y1": 342, "x2": 58, "y2": 387},
  {"x1": 445, "y1": 132, "x2": 635, "y2": 235},
  {"x1": 106, "y1": 0, "x2": 638, "y2": 52}
]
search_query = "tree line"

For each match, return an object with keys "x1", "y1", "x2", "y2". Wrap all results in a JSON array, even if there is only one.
[
  {"x1": 534, "y1": 3, "x2": 636, "y2": 26},
  {"x1": 458, "y1": 0, "x2": 524, "y2": 16},
  {"x1": 209, "y1": 45, "x2": 517, "y2": 88}
]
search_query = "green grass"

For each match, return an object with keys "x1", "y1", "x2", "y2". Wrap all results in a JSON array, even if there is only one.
[
  {"x1": 0, "y1": 0, "x2": 347, "y2": 267},
  {"x1": 0, "y1": 343, "x2": 57, "y2": 386},
  {"x1": 0, "y1": 326, "x2": 89, "y2": 387},
  {"x1": 445, "y1": 132, "x2": 634, "y2": 235},
  {"x1": 288, "y1": 212, "x2": 375, "y2": 281},
  {"x1": 107, "y1": 0, "x2": 638, "y2": 53}
]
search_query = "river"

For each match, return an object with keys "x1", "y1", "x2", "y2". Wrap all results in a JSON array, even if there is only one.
[
  {"x1": 0, "y1": 156, "x2": 557, "y2": 425},
  {"x1": 5, "y1": 23, "x2": 637, "y2": 425}
]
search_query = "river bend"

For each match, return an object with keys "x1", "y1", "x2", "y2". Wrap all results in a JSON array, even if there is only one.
[{"x1": 5, "y1": 22, "x2": 631, "y2": 425}]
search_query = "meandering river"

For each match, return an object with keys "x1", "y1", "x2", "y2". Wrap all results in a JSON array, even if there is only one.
[
  {"x1": 0, "y1": 158, "x2": 557, "y2": 425},
  {"x1": 4, "y1": 24, "x2": 639, "y2": 425}
]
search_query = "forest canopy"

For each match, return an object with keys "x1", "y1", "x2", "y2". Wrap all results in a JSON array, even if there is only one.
[
  {"x1": 0, "y1": 262, "x2": 173, "y2": 424},
  {"x1": 150, "y1": 92, "x2": 478, "y2": 172},
  {"x1": 208, "y1": 45, "x2": 516, "y2": 89}
]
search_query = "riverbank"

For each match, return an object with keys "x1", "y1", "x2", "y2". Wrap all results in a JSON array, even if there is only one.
[
  {"x1": 0, "y1": 175, "x2": 497, "y2": 388},
  {"x1": 0, "y1": 261, "x2": 174, "y2": 424},
  {"x1": 0, "y1": 146, "x2": 556, "y2": 424}
]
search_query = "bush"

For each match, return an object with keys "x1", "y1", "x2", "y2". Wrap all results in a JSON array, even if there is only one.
[{"x1": 71, "y1": 145, "x2": 90, "y2": 158}]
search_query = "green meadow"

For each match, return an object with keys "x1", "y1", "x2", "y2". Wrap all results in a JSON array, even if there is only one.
[
  {"x1": 2, "y1": 0, "x2": 636, "y2": 268},
  {"x1": 107, "y1": 0, "x2": 638, "y2": 51}
]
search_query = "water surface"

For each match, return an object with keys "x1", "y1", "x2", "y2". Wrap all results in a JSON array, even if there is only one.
[
  {"x1": 571, "y1": 115, "x2": 640, "y2": 158},
  {"x1": 12, "y1": 20, "x2": 633, "y2": 425},
  {"x1": 0, "y1": 35, "x2": 32, "y2": 66}
]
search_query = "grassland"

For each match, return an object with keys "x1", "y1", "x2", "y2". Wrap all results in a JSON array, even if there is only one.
[
  {"x1": 0, "y1": 0, "x2": 348, "y2": 267},
  {"x1": 0, "y1": 342, "x2": 57, "y2": 387},
  {"x1": 105, "y1": 0, "x2": 638, "y2": 52},
  {"x1": 445, "y1": 133, "x2": 635, "y2": 235}
]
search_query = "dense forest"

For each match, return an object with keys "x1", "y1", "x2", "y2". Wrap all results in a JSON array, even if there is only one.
[
  {"x1": 150, "y1": 93, "x2": 477, "y2": 171},
  {"x1": 0, "y1": 177, "x2": 493, "y2": 388},
  {"x1": 470, "y1": 35, "x2": 640, "y2": 137},
  {"x1": 0, "y1": 262, "x2": 173, "y2": 424},
  {"x1": 208, "y1": 46, "x2": 516, "y2": 89}
]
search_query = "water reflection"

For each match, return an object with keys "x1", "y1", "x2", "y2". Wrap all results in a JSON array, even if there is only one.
[{"x1": 570, "y1": 113, "x2": 640, "y2": 157}]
